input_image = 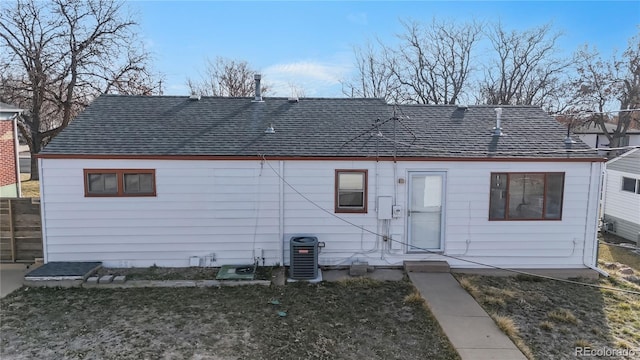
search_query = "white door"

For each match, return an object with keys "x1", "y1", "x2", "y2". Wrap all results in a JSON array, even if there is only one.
[{"x1": 408, "y1": 172, "x2": 444, "y2": 252}]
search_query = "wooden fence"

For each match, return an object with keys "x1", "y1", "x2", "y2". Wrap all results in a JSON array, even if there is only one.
[{"x1": 0, "y1": 198, "x2": 42, "y2": 263}]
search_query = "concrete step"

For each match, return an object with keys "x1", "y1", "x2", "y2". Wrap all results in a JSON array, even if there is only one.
[{"x1": 404, "y1": 260, "x2": 450, "y2": 273}]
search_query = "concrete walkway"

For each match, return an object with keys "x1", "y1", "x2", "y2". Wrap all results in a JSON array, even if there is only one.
[
  {"x1": 408, "y1": 273, "x2": 527, "y2": 360},
  {"x1": 0, "y1": 264, "x2": 27, "y2": 298}
]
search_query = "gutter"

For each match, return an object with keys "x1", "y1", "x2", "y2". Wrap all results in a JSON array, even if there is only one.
[{"x1": 38, "y1": 157, "x2": 48, "y2": 263}]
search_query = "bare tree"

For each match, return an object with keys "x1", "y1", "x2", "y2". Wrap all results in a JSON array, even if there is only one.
[
  {"x1": 0, "y1": 0, "x2": 158, "y2": 179},
  {"x1": 392, "y1": 18, "x2": 482, "y2": 104},
  {"x1": 479, "y1": 22, "x2": 569, "y2": 111},
  {"x1": 187, "y1": 57, "x2": 268, "y2": 97},
  {"x1": 287, "y1": 81, "x2": 307, "y2": 98},
  {"x1": 570, "y1": 31, "x2": 640, "y2": 155},
  {"x1": 341, "y1": 41, "x2": 402, "y2": 102}
]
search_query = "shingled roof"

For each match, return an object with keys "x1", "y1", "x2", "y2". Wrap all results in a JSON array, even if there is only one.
[{"x1": 40, "y1": 94, "x2": 601, "y2": 159}]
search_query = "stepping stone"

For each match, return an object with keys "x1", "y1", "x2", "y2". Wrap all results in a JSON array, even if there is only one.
[
  {"x1": 86, "y1": 276, "x2": 99, "y2": 285},
  {"x1": 98, "y1": 275, "x2": 114, "y2": 284},
  {"x1": 113, "y1": 275, "x2": 126, "y2": 284}
]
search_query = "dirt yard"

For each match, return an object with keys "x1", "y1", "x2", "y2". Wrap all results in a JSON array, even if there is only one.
[{"x1": 0, "y1": 280, "x2": 459, "y2": 360}]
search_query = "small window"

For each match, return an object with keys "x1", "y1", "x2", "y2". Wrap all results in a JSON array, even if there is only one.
[
  {"x1": 489, "y1": 172, "x2": 564, "y2": 220},
  {"x1": 335, "y1": 170, "x2": 367, "y2": 213},
  {"x1": 622, "y1": 177, "x2": 638, "y2": 193},
  {"x1": 124, "y1": 173, "x2": 154, "y2": 194},
  {"x1": 85, "y1": 169, "x2": 156, "y2": 197},
  {"x1": 87, "y1": 173, "x2": 118, "y2": 194}
]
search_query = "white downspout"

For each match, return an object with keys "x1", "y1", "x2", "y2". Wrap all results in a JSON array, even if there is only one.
[
  {"x1": 279, "y1": 160, "x2": 285, "y2": 266},
  {"x1": 583, "y1": 161, "x2": 608, "y2": 276},
  {"x1": 38, "y1": 157, "x2": 48, "y2": 263},
  {"x1": 12, "y1": 115, "x2": 21, "y2": 197},
  {"x1": 600, "y1": 164, "x2": 609, "y2": 226}
]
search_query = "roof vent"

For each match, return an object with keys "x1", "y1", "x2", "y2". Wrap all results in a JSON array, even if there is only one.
[
  {"x1": 288, "y1": 97, "x2": 299, "y2": 103},
  {"x1": 265, "y1": 123, "x2": 275, "y2": 134},
  {"x1": 492, "y1": 107, "x2": 504, "y2": 136},
  {"x1": 457, "y1": 104, "x2": 468, "y2": 110},
  {"x1": 189, "y1": 95, "x2": 201, "y2": 101},
  {"x1": 253, "y1": 74, "x2": 263, "y2": 102},
  {"x1": 564, "y1": 122, "x2": 576, "y2": 144}
]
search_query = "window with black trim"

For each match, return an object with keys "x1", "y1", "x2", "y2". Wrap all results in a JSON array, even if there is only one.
[
  {"x1": 622, "y1": 177, "x2": 639, "y2": 194},
  {"x1": 335, "y1": 170, "x2": 367, "y2": 213},
  {"x1": 84, "y1": 169, "x2": 156, "y2": 197},
  {"x1": 489, "y1": 172, "x2": 564, "y2": 220}
]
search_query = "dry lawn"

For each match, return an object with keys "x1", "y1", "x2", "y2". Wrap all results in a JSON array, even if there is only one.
[
  {"x1": 454, "y1": 240, "x2": 640, "y2": 360},
  {"x1": 19, "y1": 174, "x2": 39, "y2": 198},
  {"x1": 0, "y1": 280, "x2": 460, "y2": 360}
]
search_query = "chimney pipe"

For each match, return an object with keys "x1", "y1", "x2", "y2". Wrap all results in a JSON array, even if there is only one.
[
  {"x1": 253, "y1": 74, "x2": 263, "y2": 102},
  {"x1": 493, "y1": 107, "x2": 504, "y2": 136}
]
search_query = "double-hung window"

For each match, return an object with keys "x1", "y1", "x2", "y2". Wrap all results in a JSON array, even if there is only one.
[
  {"x1": 489, "y1": 172, "x2": 564, "y2": 220},
  {"x1": 84, "y1": 169, "x2": 156, "y2": 197},
  {"x1": 335, "y1": 170, "x2": 367, "y2": 213}
]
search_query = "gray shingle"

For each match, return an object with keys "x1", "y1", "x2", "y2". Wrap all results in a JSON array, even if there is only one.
[{"x1": 41, "y1": 95, "x2": 600, "y2": 159}]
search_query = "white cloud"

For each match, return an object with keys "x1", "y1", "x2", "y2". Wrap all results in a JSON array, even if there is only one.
[{"x1": 262, "y1": 61, "x2": 352, "y2": 97}]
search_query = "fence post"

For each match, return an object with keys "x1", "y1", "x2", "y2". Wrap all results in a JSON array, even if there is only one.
[{"x1": 8, "y1": 199, "x2": 16, "y2": 262}]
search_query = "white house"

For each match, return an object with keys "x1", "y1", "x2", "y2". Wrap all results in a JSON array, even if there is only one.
[
  {"x1": 572, "y1": 122, "x2": 640, "y2": 153},
  {"x1": 37, "y1": 82, "x2": 606, "y2": 271},
  {"x1": 602, "y1": 148, "x2": 640, "y2": 244}
]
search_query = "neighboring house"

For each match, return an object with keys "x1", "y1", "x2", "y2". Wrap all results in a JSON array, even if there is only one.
[
  {"x1": 0, "y1": 102, "x2": 22, "y2": 197},
  {"x1": 37, "y1": 84, "x2": 605, "y2": 271},
  {"x1": 571, "y1": 122, "x2": 640, "y2": 153},
  {"x1": 602, "y1": 148, "x2": 640, "y2": 245}
]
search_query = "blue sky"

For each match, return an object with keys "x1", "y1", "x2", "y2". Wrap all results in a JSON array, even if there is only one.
[{"x1": 132, "y1": 1, "x2": 640, "y2": 97}]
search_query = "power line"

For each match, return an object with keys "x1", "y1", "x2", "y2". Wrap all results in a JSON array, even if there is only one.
[
  {"x1": 599, "y1": 241, "x2": 639, "y2": 251},
  {"x1": 261, "y1": 154, "x2": 640, "y2": 296},
  {"x1": 378, "y1": 133, "x2": 638, "y2": 155},
  {"x1": 556, "y1": 108, "x2": 640, "y2": 116}
]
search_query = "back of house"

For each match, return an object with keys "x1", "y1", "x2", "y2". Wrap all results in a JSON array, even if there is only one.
[{"x1": 37, "y1": 83, "x2": 606, "y2": 272}]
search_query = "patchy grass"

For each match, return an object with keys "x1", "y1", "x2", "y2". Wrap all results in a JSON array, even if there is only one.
[
  {"x1": 19, "y1": 173, "x2": 39, "y2": 198},
  {"x1": 403, "y1": 289, "x2": 424, "y2": 305},
  {"x1": 547, "y1": 308, "x2": 579, "y2": 324},
  {"x1": 0, "y1": 281, "x2": 460, "y2": 360},
  {"x1": 489, "y1": 313, "x2": 535, "y2": 359},
  {"x1": 574, "y1": 339, "x2": 591, "y2": 348},
  {"x1": 599, "y1": 242, "x2": 640, "y2": 273},
  {"x1": 539, "y1": 320, "x2": 554, "y2": 331},
  {"x1": 454, "y1": 272, "x2": 640, "y2": 360},
  {"x1": 492, "y1": 314, "x2": 519, "y2": 337}
]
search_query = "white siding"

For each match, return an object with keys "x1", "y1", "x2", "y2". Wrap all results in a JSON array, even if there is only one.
[
  {"x1": 40, "y1": 158, "x2": 602, "y2": 269},
  {"x1": 603, "y1": 169, "x2": 640, "y2": 227},
  {"x1": 41, "y1": 159, "x2": 281, "y2": 267}
]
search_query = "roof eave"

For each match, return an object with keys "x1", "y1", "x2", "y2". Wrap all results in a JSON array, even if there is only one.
[{"x1": 35, "y1": 153, "x2": 607, "y2": 162}]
